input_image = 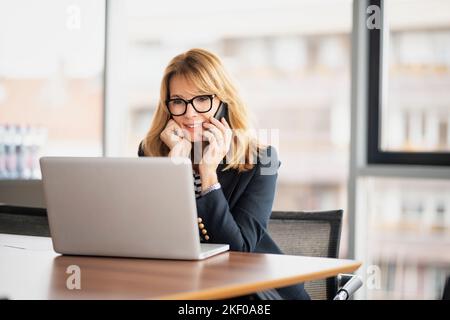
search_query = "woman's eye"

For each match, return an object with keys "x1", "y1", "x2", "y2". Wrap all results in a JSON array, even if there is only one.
[
  {"x1": 173, "y1": 99, "x2": 183, "y2": 105},
  {"x1": 196, "y1": 96, "x2": 208, "y2": 102}
]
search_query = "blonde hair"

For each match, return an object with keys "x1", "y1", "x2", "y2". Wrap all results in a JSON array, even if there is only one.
[{"x1": 141, "y1": 48, "x2": 265, "y2": 172}]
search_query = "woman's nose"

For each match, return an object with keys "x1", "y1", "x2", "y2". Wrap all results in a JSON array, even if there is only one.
[{"x1": 184, "y1": 102, "x2": 198, "y2": 117}]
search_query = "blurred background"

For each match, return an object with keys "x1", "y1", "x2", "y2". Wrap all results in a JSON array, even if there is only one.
[{"x1": 0, "y1": 0, "x2": 449, "y2": 299}]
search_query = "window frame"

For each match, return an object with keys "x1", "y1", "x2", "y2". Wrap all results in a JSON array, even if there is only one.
[{"x1": 366, "y1": 0, "x2": 450, "y2": 166}]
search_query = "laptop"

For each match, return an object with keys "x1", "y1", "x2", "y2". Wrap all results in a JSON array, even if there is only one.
[{"x1": 39, "y1": 157, "x2": 229, "y2": 260}]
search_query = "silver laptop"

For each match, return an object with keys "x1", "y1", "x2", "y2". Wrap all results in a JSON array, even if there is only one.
[{"x1": 39, "y1": 156, "x2": 229, "y2": 260}]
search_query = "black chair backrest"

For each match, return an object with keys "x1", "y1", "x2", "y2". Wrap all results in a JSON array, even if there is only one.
[
  {"x1": 443, "y1": 276, "x2": 450, "y2": 300},
  {"x1": 268, "y1": 210, "x2": 343, "y2": 300},
  {"x1": 0, "y1": 205, "x2": 50, "y2": 237}
]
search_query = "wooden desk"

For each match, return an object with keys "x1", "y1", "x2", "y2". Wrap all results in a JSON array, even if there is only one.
[{"x1": 0, "y1": 234, "x2": 361, "y2": 300}]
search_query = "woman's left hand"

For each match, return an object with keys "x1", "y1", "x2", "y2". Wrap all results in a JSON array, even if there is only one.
[{"x1": 199, "y1": 117, "x2": 232, "y2": 176}]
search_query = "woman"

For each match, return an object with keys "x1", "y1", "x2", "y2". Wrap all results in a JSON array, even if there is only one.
[{"x1": 138, "y1": 48, "x2": 310, "y2": 300}]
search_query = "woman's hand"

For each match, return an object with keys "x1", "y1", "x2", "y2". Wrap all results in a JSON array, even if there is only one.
[
  {"x1": 199, "y1": 117, "x2": 232, "y2": 182},
  {"x1": 160, "y1": 119, "x2": 192, "y2": 158}
]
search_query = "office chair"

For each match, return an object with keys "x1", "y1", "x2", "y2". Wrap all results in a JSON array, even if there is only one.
[
  {"x1": 443, "y1": 276, "x2": 450, "y2": 300},
  {"x1": 0, "y1": 204, "x2": 50, "y2": 237},
  {"x1": 268, "y1": 210, "x2": 359, "y2": 300}
]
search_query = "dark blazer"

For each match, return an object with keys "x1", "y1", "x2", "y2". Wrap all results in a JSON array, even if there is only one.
[{"x1": 138, "y1": 143, "x2": 310, "y2": 300}]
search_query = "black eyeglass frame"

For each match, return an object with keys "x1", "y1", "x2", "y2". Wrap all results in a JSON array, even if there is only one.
[{"x1": 165, "y1": 94, "x2": 217, "y2": 116}]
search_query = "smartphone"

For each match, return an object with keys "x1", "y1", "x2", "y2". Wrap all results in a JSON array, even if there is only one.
[
  {"x1": 190, "y1": 102, "x2": 230, "y2": 164},
  {"x1": 213, "y1": 102, "x2": 230, "y2": 125}
]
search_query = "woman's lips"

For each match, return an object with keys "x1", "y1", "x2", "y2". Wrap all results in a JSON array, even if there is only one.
[{"x1": 183, "y1": 123, "x2": 203, "y2": 132}]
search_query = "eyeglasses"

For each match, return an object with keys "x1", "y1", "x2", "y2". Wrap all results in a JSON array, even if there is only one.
[{"x1": 165, "y1": 94, "x2": 216, "y2": 116}]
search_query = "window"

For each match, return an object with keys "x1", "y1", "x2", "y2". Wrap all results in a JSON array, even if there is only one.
[
  {"x1": 360, "y1": 176, "x2": 450, "y2": 299},
  {"x1": 0, "y1": 0, "x2": 106, "y2": 179},
  {"x1": 367, "y1": 0, "x2": 450, "y2": 165},
  {"x1": 354, "y1": 0, "x2": 450, "y2": 300}
]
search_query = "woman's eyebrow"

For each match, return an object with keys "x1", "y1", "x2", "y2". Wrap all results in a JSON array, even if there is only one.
[{"x1": 170, "y1": 93, "x2": 204, "y2": 99}]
